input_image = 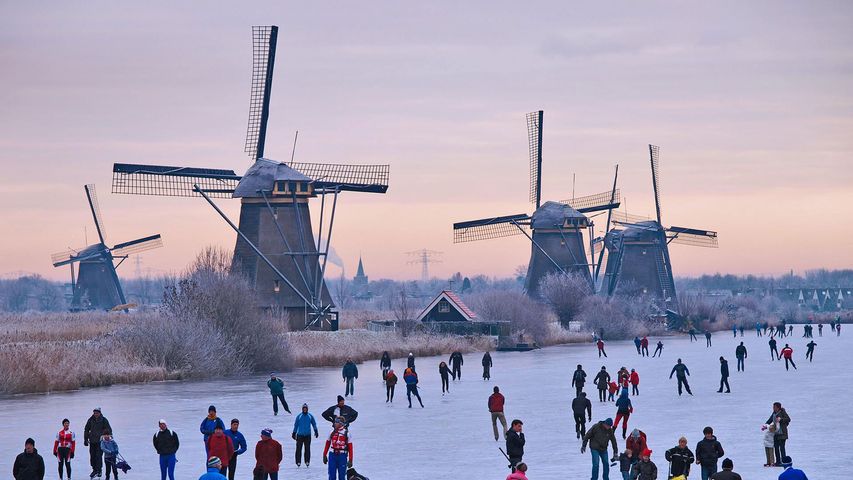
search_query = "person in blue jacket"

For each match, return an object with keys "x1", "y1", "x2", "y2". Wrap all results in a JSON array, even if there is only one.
[
  {"x1": 778, "y1": 456, "x2": 808, "y2": 480},
  {"x1": 200, "y1": 406, "x2": 226, "y2": 452},
  {"x1": 267, "y1": 373, "x2": 291, "y2": 415},
  {"x1": 342, "y1": 359, "x2": 359, "y2": 397},
  {"x1": 292, "y1": 403, "x2": 319, "y2": 467},
  {"x1": 223, "y1": 419, "x2": 246, "y2": 480},
  {"x1": 199, "y1": 456, "x2": 227, "y2": 480}
]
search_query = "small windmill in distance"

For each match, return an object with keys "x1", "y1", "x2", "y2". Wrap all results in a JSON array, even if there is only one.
[{"x1": 407, "y1": 249, "x2": 442, "y2": 283}]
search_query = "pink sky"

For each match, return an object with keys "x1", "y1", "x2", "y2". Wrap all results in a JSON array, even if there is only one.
[{"x1": 1, "y1": 2, "x2": 852, "y2": 281}]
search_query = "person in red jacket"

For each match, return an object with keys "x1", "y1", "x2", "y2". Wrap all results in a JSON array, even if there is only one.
[
  {"x1": 254, "y1": 429, "x2": 282, "y2": 480},
  {"x1": 629, "y1": 369, "x2": 640, "y2": 396},
  {"x1": 53, "y1": 418, "x2": 76, "y2": 480},
  {"x1": 205, "y1": 425, "x2": 234, "y2": 474},
  {"x1": 640, "y1": 336, "x2": 649, "y2": 357},
  {"x1": 625, "y1": 429, "x2": 647, "y2": 459},
  {"x1": 608, "y1": 381, "x2": 618, "y2": 401},
  {"x1": 323, "y1": 417, "x2": 353, "y2": 480},
  {"x1": 597, "y1": 339, "x2": 607, "y2": 357},
  {"x1": 488, "y1": 386, "x2": 507, "y2": 441},
  {"x1": 780, "y1": 344, "x2": 797, "y2": 371}
]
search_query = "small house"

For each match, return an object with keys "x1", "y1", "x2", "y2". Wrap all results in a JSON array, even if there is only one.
[{"x1": 416, "y1": 290, "x2": 508, "y2": 337}]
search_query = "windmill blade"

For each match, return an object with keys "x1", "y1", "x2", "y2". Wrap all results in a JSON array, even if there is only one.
[
  {"x1": 611, "y1": 210, "x2": 651, "y2": 225},
  {"x1": 84, "y1": 184, "x2": 107, "y2": 244},
  {"x1": 289, "y1": 162, "x2": 390, "y2": 194},
  {"x1": 649, "y1": 144, "x2": 662, "y2": 224},
  {"x1": 453, "y1": 214, "x2": 530, "y2": 243},
  {"x1": 526, "y1": 110, "x2": 543, "y2": 209},
  {"x1": 51, "y1": 247, "x2": 86, "y2": 267},
  {"x1": 667, "y1": 226, "x2": 719, "y2": 248},
  {"x1": 592, "y1": 237, "x2": 605, "y2": 256},
  {"x1": 561, "y1": 189, "x2": 622, "y2": 213},
  {"x1": 111, "y1": 234, "x2": 164, "y2": 257},
  {"x1": 244, "y1": 25, "x2": 278, "y2": 161},
  {"x1": 112, "y1": 163, "x2": 240, "y2": 197}
]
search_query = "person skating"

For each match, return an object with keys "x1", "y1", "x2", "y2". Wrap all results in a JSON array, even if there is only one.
[
  {"x1": 710, "y1": 458, "x2": 741, "y2": 480},
  {"x1": 505, "y1": 419, "x2": 525, "y2": 471},
  {"x1": 805, "y1": 341, "x2": 816, "y2": 362},
  {"x1": 617, "y1": 367, "x2": 630, "y2": 390},
  {"x1": 403, "y1": 367, "x2": 424, "y2": 408},
  {"x1": 626, "y1": 429, "x2": 647, "y2": 460},
  {"x1": 14, "y1": 438, "x2": 45, "y2": 480},
  {"x1": 629, "y1": 369, "x2": 640, "y2": 396},
  {"x1": 613, "y1": 389, "x2": 633, "y2": 439},
  {"x1": 732, "y1": 325, "x2": 737, "y2": 338},
  {"x1": 379, "y1": 351, "x2": 391, "y2": 381},
  {"x1": 669, "y1": 359, "x2": 692, "y2": 396},
  {"x1": 652, "y1": 341, "x2": 663, "y2": 358},
  {"x1": 780, "y1": 344, "x2": 797, "y2": 370},
  {"x1": 406, "y1": 352, "x2": 416, "y2": 371},
  {"x1": 292, "y1": 404, "x2": 319, "y2": 468},
  {"x1": 778, "y1": 456, "x2": 807, "y2": 480},
  {"x1": 54, "y1": 418, "x2": 76, "y2": 480},
  {"x1": 449, "y1": 351, "x2": 464, "y2": 380},
  {"x1": 199, "y1": 457, "x2": 227, "y2": 480},
  {"x1": 572, "y1": 364, "x2": 587, "y2": 397},
  {"x1": 346, "y1": 467, "x2": 370, "y2": 480},
  {"x1": 761, "y1": 422, "x2": 777, "y2": 467},
  {"x1": 322, "y1": 396, "x2": 359, "y2": 425},
  {"x1": 640, "y1": 336, "x2": 649, "y2": 357},
  {"x1": 153, "y1": 419, "x2": 179, "y2": 480},
  {"x1": 629, "y1": 449, "x2": 657, "y2": 480},
  {"x1": 581, "y1": 418, "x2": 619, "y2": 480},
  {"x1": 688, "y1": 328, "x2": 697, "y2": 342},
  {"x1": 99, "y1": 431, "x2": 118, "y2": 480},
  {"x1": 505, "y1": 462, "x2": 528, "y2": 480},
  {"x1": 665, "y1": 437, "x2": 695, "y2": 479},
  {"x1": 439, "y1": 361, "x2": 452, "y2": 395},
  {"x1": 489, "y1": 386, "x2": 508, "y2": 441},
  {"x1": 594, "y1": 366, "x2": 611, "y2": 402},
  {"x1": 200, "y1": 406, "x2": 226, "y2": 452},
  {"x1": 769, "y1": 338, "x2": 779, "y2": 361},
  {"x1": 608, "y1": 380, "x2": 619, "y2": 402},
  {"x1": 323, "y1": 417, "x2": 353, "y2": 480},
  {"x1": 572, "y1": 392, "x2": 592, "y2": 439},
  {"x1": 482, "y1": 351, "x2": 493, "y2": 380},
  {"x1": 206, "y1": 425, "x2": 234, "y2": 475},
  {"x1": 705, "y1": 331, "x2": 712, "y2": 347},
  {"x1": 223, "y1": 419, "x2": 246, "y2": 480},
  {"x1": 787, "y1": 324, "x2": 793, "y2": 336},
  {"x1": 717, "y1": 357, "x2": 730, "y2": 393},
  {"x1": 838, "y1": 323, "x2": 842, "y2": 336},
  {"x1": 597, "y1": 339, "x2": 608, "y2": 357},
  {"x1": 756, "y1": 322, "x2": 762, "y2": 337},
  {"x1": 267, "y1": 373, "x2": 291, "y2": 415},
  {"x1": 818, "y1": 323, "x2": 823, "y2": 336},
  {"x1": 735, "y1": 342, "x2": 747, "y2": 372},
  {"x1": 695, "y1": 426, "x2": 724, "y2": 480},
  {"x1": 766, "y1": 402, "x2": 791, "y2": 466},
  {"x1": 342, "y1": 359, "x2": 359, "y2": 397},
  {"x1": 254, "y1": 429, "x2": 282, "y2": 480},
  {"x1": 83, "y1": 407, "x2": 111, "y2": 479},
  {"x1": 384, "y1": 369, "x2": 397, "y2": 403},
  {"x1": 618, "y1": 449, "x2": 634, "y2": 480},
  {"x1": 633, "y1": 336, "x2": 642, "y2": 355}
]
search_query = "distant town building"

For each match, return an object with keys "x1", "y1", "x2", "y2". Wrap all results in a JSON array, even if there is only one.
[{"x1": 352, "y1": 256, "x2": 371, "y2": 299}]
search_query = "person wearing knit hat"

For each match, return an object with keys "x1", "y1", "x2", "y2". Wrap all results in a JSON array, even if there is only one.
[
  {"x1": 581, "y1": 418, "x2": 618, "y2": 480},
  {"x1": 709, "y1": 457, "x2": 743, "y2": 480},
  {"x1": 267, "y1": 373, "x2": 291, "y2": 416},
  {"x1": 321, "y1": 396, "x2": 359, "y2": 425},
  {"x1": 224, "y1": 419, "x2": 247, "y2": 480},
  {"x1": 254, "y1": 429, "x2": 282, "y2": 479},
  {"x1": 153, "y1": 419, "x2": 179, "y2": 480},
  {"x1": 629, "y1": 448, "x2": 657, "y2": 480},
  {"x1": 84, "y1": 407, "x2": 111, "y2": 479},
  {"x1": 199, "y1": 457, "x2": 227, "y2": 480},
  {"x1": 13, "y1": 438, "x2": 45, "y2": 480},
  {"x1": 200, "y1": 406, "x2": 226, "y2": 450},
  {"x1": 776, "y1": 456, "x2": 808, "y2": 480},
  {"x1": 292, "y1": 403, "x2": 319, "y2": 467}
]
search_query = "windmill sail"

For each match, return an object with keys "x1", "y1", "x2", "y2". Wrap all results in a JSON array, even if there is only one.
[
  {"x1": 85, "y1": 184, "x2": 107, "y2": 244},
  {"x1": 649, "y1": 144, "x2": 662, "y2": 224},
  {"x1": 561, "y1": 189, "x2": 621, "y2": 213},
  {"x1": 666, "y1": 226, "x2": 719, "y2": 248},
  {"x1": 527, "y1": 110, "x2": 543, "y2": 209},
  {"x1": 287, "y1": 162, "x2": 390, "y2": 193},
  {"x1": 453, "y1": 214, "x2": 531, "y2": 243},
  {"x1": 111, "y1": 234, "x2": 164, "y2": 257},
  {"x1": 245, "y1": 25, "x2": 278, "y2": 161},
  {"x1": 112, "y1": 163, "x2": 241, "y2": 197}
]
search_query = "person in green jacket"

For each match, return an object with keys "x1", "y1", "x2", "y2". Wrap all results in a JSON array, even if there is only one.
[{"x1": 267, "y1": 373, "x2": 291, "y2": 415}]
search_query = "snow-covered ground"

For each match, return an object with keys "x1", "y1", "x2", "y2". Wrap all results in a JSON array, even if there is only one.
[{"x1": 0, "y1": 327, "x2": 845, "y2": 479}]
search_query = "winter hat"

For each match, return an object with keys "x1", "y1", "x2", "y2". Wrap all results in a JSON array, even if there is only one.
[
  {"x1": 159, "y1": 419, "x2": 167, "y2": 426},
  {"x1": 93, "y1": 407, "x2": 102, "y2": 413},
  {"x1": 781, "y1": 456, "x2": 793, "y2": 467},
  {"x1": 631, "y1": 429, "x2": 640, "y2": 438},
  {"x1": 25, "y1": 438, "x2": 35, "y2": 446},
  {"x1": 270, "y1": 372, "x2": 276, "y2": 377},
  {"x1": 208, "y1": 405, "x2": 216, "y2": 412},
  {"x1": 337, "y1": 395, "x2": 345, "y2": 402},
  {"x1": 302, "y1": 403, "x2": 309, "y2": 409},
  {"x1": 604, "y1": 418, "x2": 613, "y2": 427},
  {"x1": 642, "y1": 448, "x2": 652, "y2": 457},
  {"x1": 261, "y1": 428, "x2": 273, "y2": 437},
  {"x1": 207, "y1": 456, "x2": 221, "y2": 468},
  {"x1": 721, "y1": 458, "x2": 733, "y2": 469}
]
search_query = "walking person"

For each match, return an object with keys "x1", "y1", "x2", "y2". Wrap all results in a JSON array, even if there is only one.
[
  {"x1": 206, "y1": 425, "x2": 234, "y2": 475},
  {"x1": 640, "y1": 336, "x2": 649, "y2": 357},
  {"x1": 449, "y1": 351, "x2": 463, "y2": 380},
  {"x1": 805, "y1": 340, "x2": 816, "y2": 362},
  {"x1": 665, "y1": 436, "x2": 695, "y2": 479},
  {"x1": 153, "y1": 420, "x2": 179, "y2": 480},
  {"x1": 717, "y1": 357, "x2": 731, "y2": 393},
  {"x1": 223, "y1": 419, "x2": 246, "y2": 480},
  {"x1": 705, "y1": 331, "x2": 712, "y2": 347},
  {"x1": 489, "y1": 386, "x2": 508, "y2": 441},
  {"x1": 384, "y1": 369, "x2": 397, "y2": 403},
  {"x1": 322, "y1": 418, "x2": 353, "y2": 480},
  {"x1": 322, "y1": 396, "x2": 359, "y2": 425},
  {"x1": 379, "y1": 351, "x2": 391, "y2": 381},
  {"x1": 200, "y1": 406, "x2": 226, "y2": 454},
  {"x1": 572, "y1": 364, "x2": 587, "y2": 397},
  {"x1": 780, "y1": 344, "x2": 797, "y2": 370},
  {"x1": 594, "y1": 366, "x2": 611, "y2": 402},
  {"x1": 597, "y1": 339, "x2": 608, "y2": 357},
  {"x1": 572, "y1": 392, "x2": 592, "y2": 439},
  {"x1": 406, "y1": 352, "x2": 416, "y2": 371},
  {"x1": 342, "y1": 359, "x2": 359, "y2": 397},
  {"x1": 13, "y1": 438, "x2": 45, "y2": 480},
  {"x1": 618, "y1": 449, "x2": 634, "y2": 480},
  {"x1": 83, "y1": 407, "x2": 111, "y2": 479},
  {"x1": 505, "y1": 419, "x2": 525, "y2": 472},
  {"x1": 669, "y1": 359, "x2": 693, "y2": 396},
  {"x1": 629, "y1": 369, "x2": 640, "y2": 396},
  {"x1": 766, "y1": 402, "x2": 791, "y2": 466},
  {"x1": 581, "y1": 418, "x2": 618, "y2": 480},
  {"x1": 254, "y1": 429, "x2": 282, "y2": 480},
  {"x1": 735, "y1": 342, "x2": 747, "y2": 372},
  {"x1": 403, "y1": 367, "x2": 424, "y2": 408},
  {"x1": 769, "y1": 338, "x2": 779, "y2": 361},
  {"x1": 439, "y1": 361, "x2": 452, "y2": 395},
  {"x1": 710, "y1": 458, "x2": 742, "y2": 480},
  {"x1": 99, "y1": 431, "x2": 119, "y2": 480},
  {"x1": 652, "y1": 341, "x2": 663, "y2": 358},
  {"x1": 695, "y1": 426, "x2": 724, "y2": 480},
  {"x1": 732, "y1": 325, "x2": 738, "y2": 338},
  {"x1": 613, "y1": 388, "x2": 633, "y2": 439},
  {"x1": 53, "y1": 419, "x2": 75, "y2": 480},
  {"x1": 482, "y1": 351, "x2": 493, "y2": 380},
  {"x1": 267, "y1": 373, "x2": 291, "y2": 415},
  {"x1": 292, "y1": 404, "x2": 319, "y2": 468},
  {"x1": 630, "y1": 449, "x2": 657, "y2": 480}
]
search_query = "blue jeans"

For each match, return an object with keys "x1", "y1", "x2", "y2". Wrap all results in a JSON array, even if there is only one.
[
  {"x1": 621, "y1": 472, "x2": 629, "y2": 480},
  {"x1": 701, "y1": 464, "x2": 717, "y2": 480},
  {"x1": 591, "y1": 449, "x2": 610, "y2": 480},
  {"x1": 345, "y1": 378, "x2": 355, "y2": 396},
  {"x1": 327, "y1": 452, "x2": 347, "y2": 480},
  {"x1": 159, "y1": 454, "x2": 176, "y2": 480}
]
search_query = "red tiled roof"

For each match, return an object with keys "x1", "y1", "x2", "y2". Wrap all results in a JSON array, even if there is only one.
[{"x1": 442, "y1": 290, "x2": 478, "y2": 319}]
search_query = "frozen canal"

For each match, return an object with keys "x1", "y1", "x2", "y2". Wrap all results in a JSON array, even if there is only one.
[{"x1": 1, "y1": 328, "x2": 846, "y2": 479}]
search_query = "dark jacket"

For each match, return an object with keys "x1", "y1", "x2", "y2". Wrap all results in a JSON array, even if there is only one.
[
  {"x1": 407, "y1": 355, "x2": 416, "y2": 369},
  {"x1": 439, "y1": 363, "x2": 452, "y2": 378},
  {"x1": 582, "y1": 422, "x2": 618, "y2": 454},
  {"x1": 630, "y1": 459, "x2": 657, "y2": 480},
  {"x1": 153, "y1": 429, "x2": 180, "y2": 456},
  {"x1": 482, "y1": 353, "x2": 492, "y2": 367},
  {"x1": 710, "y1": 470, "x2": 742, "y2": 480},
  {"x1": 571, "y1": 396, "x2": 592, "y2": 419},
  {"x1": 322, "y1": 404, "x2": 359, "y2": 424},
  {"x1": 13, "y1": 449, "x2": 45, "y2": 480},
  {"x1": 449, "y1": 352, "x2": 463, "y2": 367},
  {"x1": 735, "y1": 345, "x2": 747, "y2": 358},
  {"x1": 267, "y1": 377, "x2": 284, "y2": 395},
  {"x1": 342, "y1": 361, "x2": 358, "y2": 380},
  {"x1": 695, "y1": 436, "x2": 724, "y2": 466},
  {"x1": 615, "y1": 393, "x2": 632, "y2": 414},
  {"x1": 594, "y1": 370, "x2": 610, "y2": 389},
  {"x1": 720, "y1": 360, "x2": 729, "y2": 378},
  {"x1": 767, "y1": 408, "x2": 791, "y2": 440},
  {"x1": 669, "y1": 363, "x2": 689, "y2": 378},
  {"x1": 84, "y1": 415, "x2": 111, "y2": 445},
  {"x1": 380, "y1": 354, "x2": 391, "y2": 369},
  {"x1": 572, "y1": 368, "x2": 587, "y2": 387},
  {"x1": 664, "y1": 446, "x2": 694, "y2": 477},
  {"x1": 505, "y1": 429, "x2": 525, "y2": 458},
  {"x1": 619, "y1": 452, "x2": 632, "y2": 473}
]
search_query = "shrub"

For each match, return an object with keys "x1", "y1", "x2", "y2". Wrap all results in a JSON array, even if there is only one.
[
  {"x1": 466, "y1": 290, "x2": 552, "y2": 343},
  {"x1": 538, "y1": 272, "x2": 591, "y2": 326}
]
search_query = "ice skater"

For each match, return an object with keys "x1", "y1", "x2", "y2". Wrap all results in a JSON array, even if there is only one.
[
  {"x1": 594, "y1": 366, "x2": 610, "y2": 403},
  {"x1": 54, "y1": 418, "x2": 76, "y2": 480},
  {"x1": 505, "y1": 420, "x2": 525, "y2": 471},
  {"x1": 581, "y1": 418, "x2": 618, "y2": 480},
  {"x1": 640, "y1": 336, "x2": 649, "y2": 357},
  {"x1": 735, "y1": 342, "x2": 747, "y2": 372},
  {"x1": 482, "y1": 352, "x2": 493, "y2": 380},
  {"x1": 597, "y1": 339, "x2": 608, "y2": 357},
  {"x1": 572, "y1": 392, "x2": 592, "y2": 439},
  {"x1": 629, "y1": 369, "x2": 639, "y2": 396},
  {"x1": 438, "y1": 361, "x2": 452, "y2": 395},
  {"x1": 379, "y1": 351, "x2": 391, "y2": 381},
  {"x1": 572, "y1": 364, "x2": 587, "y2": 397},
  {"x1": 488, "y1": 386, "x2": 507, "y2": 441},
  {"x1": 669, "y1": 359, "x2": 692, "y2": 396},
  {"x1": 769, "y1": 337, "x2": 779, "y2": 361},
  {"x1": 705, "y1": 331, "x2": 712, "y2": 347},
  {"x1": 613, "y1": 389, "x2": 633, "y2": 439},
  {"x1": 716, "y1": 357, "x2": 730, "y2": 393},
  {"x1": 805, "y1": 340, "x2": 816, "y2": 362},
  {"x1": 403, "y1": 367, "x2": 423, "y2": 408},
  {"x1": 384, "y1": 369, "x2": 397, "y2": 402},
  {"x1": 342, "y1": 359, "x2": 358, "y2": 397},
  {"x1": 268, "y1": 373, "x2": 291, "y2": 415},
  {"x1": 818, "y1": 323, "x2": 823, "y2": 336},
  {"x1": 689, "y1": 328, "x2": 698, "y2": 342},
  {"x1": 634, "y1": 336, "x2": 642, "y2": 355},
  {"x1": 780, "y1": 344, "x2": 797, "y2": 370},
  {"x1": 652, "y1": 341, "x2": 664, "y2": 357},
  {"x1": 449, "y1": 351, "x2": 463, "y2": 380}
]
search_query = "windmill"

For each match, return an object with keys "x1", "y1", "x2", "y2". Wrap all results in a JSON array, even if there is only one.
[
  {"x1": 601, "y1": 144, "x2": 718, "y2": 311},
  {"x1": 110, "y1": 26, "x2": 389, "y2": 330},
  {"x1": 51, "y1": 184, "x2": 163, "y2": 311},
  {"x1": 453, "y1": 110, "x2": 621, "y2": 297}
]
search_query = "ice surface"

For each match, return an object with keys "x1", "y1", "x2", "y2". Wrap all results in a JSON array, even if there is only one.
[{"x1": 0, "y1": 327, "x2": 845, "y2": 479}]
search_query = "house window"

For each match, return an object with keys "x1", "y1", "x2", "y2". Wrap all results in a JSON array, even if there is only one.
[
  {"x1": 273, "y1": 280, "x2": 280, "y2": 293},
  {"x1": 288, "y1": 182, "x2": 297, "y2": 192},
  {"x1": 299, "y1": 183, "x2": 308, "y2": 193},
  {"x1": 438, "y1": 300, "x2": 450, "y2": 313}
]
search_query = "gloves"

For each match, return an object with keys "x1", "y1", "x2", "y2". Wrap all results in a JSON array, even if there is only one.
[
  {"x1": 347, "y1": 460, "x2": 353, "y2": 468},
  {"x1": 323, "y1": 456, "x2": 328, "y2": 465},
  {"x1": 70, "y1": 452, "x2": 74, "y2": 459},
  {"x1": 581, "y1": 446, "x2": 586, "y2": 454},
  {"x1": 292, "y1": 433, "x2": 296, "y2": 441},
  {"x1": 84, "y1": 441, "x2": 89, "y2": 447},
  {"x1": 53, "y1": 452, "x2": 57, "y2": 457},
  {"x1": 314, "y1": 432, "x2": 319, "y2": 438}
]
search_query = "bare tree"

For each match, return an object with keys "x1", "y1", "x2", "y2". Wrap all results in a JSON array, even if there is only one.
[{"x1": 538, "y1": 272, "x2": 591, "y2": 326}]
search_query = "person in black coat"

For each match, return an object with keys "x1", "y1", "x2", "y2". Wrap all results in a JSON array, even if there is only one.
[
  {"x1": 734, "y1": 342, "x2": 747, "y2": 371},
  {"x1": 665, "y1": 437, "x2": 695, "y2": 478},
  {"x1": 449, "y1": 351, "x2": 463, "y2": 380},
  {"x1": 572, "y1": 392, "x2": 593, "y2": 439},
  {"x1": 593, "y1": 367, "x2": 610, "y2": 402},
  {"x1": 717, "y1": 357, "x2": 730, "y2": 393},
  {"x1": 406, "y1": 353, "x2": 416, "y2": 371},
  {"x1": 322, "y1": 396, "x2": 359, "y2": 425},
  {"x1": 153, "y1": 420, "x2": 179, "y2": 480},
  {"x1": 379, "y1": 351, "x2": 391, "y2": 380},
  {"x1": 481, "y1": 352, "x2": 493, "y2": 380},
  {"x1": 505, "y1": 419, "x2": 525, "y2": 471},
  {"x1": 669, "y1": 359, "x2": 692, "y2": 396},
  {"x1": 695, "y1": 427, "x2": 725, "y2": 480},
  {"x1": 13, "y1": 438, "x2": 45, "y2": 480},
  {"x1": 83, "y1": 408, "x2": 111, "y2": 478},
  {"x1": 572, "y1": 364, "x2": 587, "y2": 397}
]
